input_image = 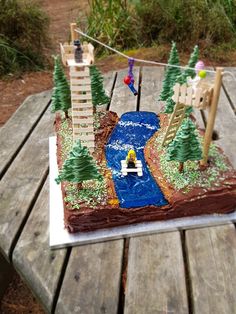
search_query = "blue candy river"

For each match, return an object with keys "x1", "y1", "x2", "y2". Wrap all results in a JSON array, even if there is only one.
[{"x1": 105, "y1": 112, "x2": 167, "y2": 208}]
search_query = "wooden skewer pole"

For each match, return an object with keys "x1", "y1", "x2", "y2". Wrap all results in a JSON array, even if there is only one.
[
  {"x1": 201, "y1": 67, "x2": 224, "y2": 166},
  {"x1": 70, "y1": 22, "x2": 78, "y2": 43}
]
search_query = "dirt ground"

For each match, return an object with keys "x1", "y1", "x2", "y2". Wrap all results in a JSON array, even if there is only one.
[{"x1": 0, "y1": 0, "x2": 88, "y2": 127}]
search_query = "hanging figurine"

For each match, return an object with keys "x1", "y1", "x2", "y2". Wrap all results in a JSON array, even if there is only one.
[
  {"x1": 187, "y1": 60, "x2": 207, "y2": 90},
  {"x1": 124, "y1": 58, "x2": 138, "y2": 96}
]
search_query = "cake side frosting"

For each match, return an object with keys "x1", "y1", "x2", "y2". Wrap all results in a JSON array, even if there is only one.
[{"x1": 55, "y1": 111, "x2": 236, "y2": 233}]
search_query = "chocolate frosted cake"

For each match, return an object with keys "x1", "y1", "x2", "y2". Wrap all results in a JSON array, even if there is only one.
[{"x1": 55, "y1": 111, "x2": 236, "y2": 233}]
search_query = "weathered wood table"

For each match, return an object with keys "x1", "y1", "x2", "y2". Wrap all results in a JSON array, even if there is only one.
[{"x1": 0, "y1": 67, "x2": 236, "y2": 314}]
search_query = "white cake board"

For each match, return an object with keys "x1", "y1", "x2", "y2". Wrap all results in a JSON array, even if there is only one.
[{"x1": 49, "y1": 137, "x2": 236, "y2": 249}]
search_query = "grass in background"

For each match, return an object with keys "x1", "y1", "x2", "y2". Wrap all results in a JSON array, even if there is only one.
[
  {"x1": 83, "y1": 0, "x2": 138, "y2": 55},
  {"x1": 83, "y1": 0, "x2": 236, "y2": 61},
  {"x1": 0, "y1": 0, "x2": 50, "y2": 77}
]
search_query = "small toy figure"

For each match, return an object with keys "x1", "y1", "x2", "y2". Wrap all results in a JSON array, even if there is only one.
[
  {"x1": 195, "y1": 60, "x2": 205, "y2": 74},
  {"x1": 121, "y1": 149, "x2": 142, "y2": 176},
  {"x1": 74, "y1": 40, "x2": 83, "y2": 63},
  {"x1": 124, "y1": 58, "x2": 138, "y2": 96},
  {"x1": 126, "y1": 149, "x2": 137, "y2": 168},
  {"x1": 187, "y1": 60, "x2": 207, "y2": 90}
]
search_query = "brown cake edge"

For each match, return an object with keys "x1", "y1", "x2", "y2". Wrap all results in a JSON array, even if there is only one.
[{"x1": 56, "y1": 112, "x2": 236, "y2": 233}]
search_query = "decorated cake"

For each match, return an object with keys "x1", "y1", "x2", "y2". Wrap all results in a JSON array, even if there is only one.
[{"x1": 52, "y1": 25, "x2": 236, "y2": 233}]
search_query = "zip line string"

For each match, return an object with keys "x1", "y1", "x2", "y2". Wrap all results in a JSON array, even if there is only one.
[{"x1": 75, "y1": 28, "x2": 236, "y2": 82}]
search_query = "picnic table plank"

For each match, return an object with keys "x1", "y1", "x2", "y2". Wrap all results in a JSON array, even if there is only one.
[
  {"x1": 12, "y1": 178, "x2": 67, "y2": 312},
  {"x1": 186, "y1": 224, "x2": 236, "y2": 314},
  {"x1": 103, "y1": 71, "x2": 117, "y2": 103},
  {"x1": 0, "y1": 90, "x2": 51, "y2": 178},
  {"x1": 109, "y1": 68, "x2": 139, "y2": 116},
  {"x1": 56, "y1": 240, "x2": 124, "y2": 314},
  {"x1": 139, "y1": 66, "x2": 165, "y2": 113},
  {"x1": 222, "y1": 67, "x2": 236, "y2": 114},
  {"x1": 213, "y1": 86, "x2": 236, "y2": 167},
  {"x1": 0, "y1": 106, "x2": 54, "y2": 260},
  {"x1": 124, "y1": 232, "x2": 188, "y2": 314}
]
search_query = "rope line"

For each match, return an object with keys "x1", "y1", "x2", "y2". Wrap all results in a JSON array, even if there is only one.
[{"x1": 75, "y1": 28, "x2": 236, "y2": 82}]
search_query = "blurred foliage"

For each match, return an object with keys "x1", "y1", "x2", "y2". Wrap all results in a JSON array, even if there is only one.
[
  {"x1": 0, "y1": 0, "x2": 50, "y2": 77},
  {"x1": 134, "y1": 0, "x2": 236, "y2": 48},
  {"x1": 83, "y1": 0, "x2": 236, "y2": 56},
  {"x1": 83, "y1": 0, "x2": 138, "y2": 55}
]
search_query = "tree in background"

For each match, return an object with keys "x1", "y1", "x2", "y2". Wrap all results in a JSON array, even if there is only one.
[
  {"x1": 184, "y1": 45, "x2": 199, "y2": 78},
  {"x1": 177, "y1": 45, "x2": 199, "y2": 85},
  {"x1": 159, "y1": 42, "x2": 181, "y2": 101},
  {"x1": 56, "y1": 140, "x2": 102, "y2": 189},
  {"x1": 90, "y1": 65, "x2": 110, "y2": 108},
  {"x1": 166, "y1": 117, "x2": 202, "y2": 172},
  {"x1": 51, "y1": 55, "x2": 71, "y2": 118}
]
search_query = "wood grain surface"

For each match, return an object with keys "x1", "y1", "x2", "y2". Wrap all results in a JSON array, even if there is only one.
[
  {"x1": 124, "y1": 232, "x2": 188, "y2": 314},
  {"x1": 56, "y1": 240, "x2": 124, "y2": 314},
  {"x1": 0, "y1": 91, "x2": 51, "y2": 178},
  {"x1": 139, "y1": 66, "x2": 165, "y2": 113},
  {"x1": 12, "y1": 178, "x2": 67, "y2": 312},
  {"x1": 186, "y1": 224, "x2": 236, "y2": 314},
  {"x1": 0, "y1": 67, "x2": 235, "y2": 314},
  {"x1": 0, "y1": 107, "x2": 54, "y2": 260}
]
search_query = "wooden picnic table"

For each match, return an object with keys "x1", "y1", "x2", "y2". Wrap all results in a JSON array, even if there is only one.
[{"x1": 0, "y1": 66, "x2": 236, "y2": 314}]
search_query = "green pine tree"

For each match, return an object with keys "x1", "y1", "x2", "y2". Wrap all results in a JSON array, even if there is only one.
[
  {"x1": 176, "y1": 45, "x2": 199, "y2": 85},
  {"x1": 184, "y1": 45, "x2": 199, "y2": 79},
  {"x1": 159, "y1": 42, "x2": 181, "y2": 101},
  {"x1": 164, "y1": 97, "x2": 176, "y2": 114},
  {"x1": 90, "y1": 65, "x2": 110, "y2": 108},
  {"x1": 166, "y1": 117, "x2": 202, "y2": 172},
  {"x1": 51, "y1": 55, "x2": 71, "y2": 118},
  {"x1": 51, "y1": 87, "x2": 62, "y2": 113},
  {"x1": 56, "y1": 140, "x2": 102, "y2": 188}
]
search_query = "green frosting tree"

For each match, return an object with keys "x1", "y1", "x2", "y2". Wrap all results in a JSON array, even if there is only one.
[
  {"x1": 184, "y1": 45, "x2": 199, "y2": 79},
  {"x1": 164, "y1": 97, "x2": 176, "y2": 114},
  {"x1": 90, "y1": 65, "x2": 110, "y2": 108},
  {"x1": 51, "y1": 55, "x2": 71, "y2": 118},
  {"x1": 51, "y1": 87, "x2": 62, "y2": 113},
  {"x1": 169, "y1": 46, "x2": 199, "y2": 115},
  {"x1": 176, "y1": 45, "x2": 199, "y2": 85},
  {"x1": 166, "y1": 118, "x2": 202, "y2": 172},
  {"x1": 159, "y1": 42, "x2": 181, "y2": 101},
  {"x1": 56, "y1": 140, "x2": 102, "y2": 189}
]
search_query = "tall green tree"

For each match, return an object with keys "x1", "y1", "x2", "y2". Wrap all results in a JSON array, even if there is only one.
[
  {"x1": 176, "y1": 45, "x2": 199, "y2": 85},
  {"x1": 159, "y1": 41, "x2": 181, "y2": 101},
  {"x1": 166, "y1": 118, "x2": 202, "y2": 172},
  {"x1": 51, "y1": 86, "x2": 62, "y2": 113},
  {"x1": 164, "y1": 97, "x2": 176, "y2": 114},
  {"x1": 184, "y1": 45, "x2": 199, "y2": 79},
  {"x1": 51, "y1": 55, "x2": 71, "y2": 118},
  {"x1": 90, "y1": 65, "x2": 110, "y2": 108},
  {"x1": 56, "y1": 140, "x2": 102, "y2": 189}
]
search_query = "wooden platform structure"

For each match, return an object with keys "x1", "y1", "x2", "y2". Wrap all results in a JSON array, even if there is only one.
[
  {"x1": 0, "y1": 67, "x2": 236, "y2": 314},
  {"x1": 60, "y1": 25, "x2": 95, "y2": 152},
  {"x1": 121, "y1": 160, "x2": 143, "y2": 176}
]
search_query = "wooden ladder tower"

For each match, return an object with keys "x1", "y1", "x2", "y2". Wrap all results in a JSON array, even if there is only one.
[
  {"x1": 162, "y1": 102, "x2": 186, "y2": 146},
  {"x1": 68, "y1": 60, "x2": 95, "y2": 152},
  {"x1": 60, "y1": 23, "x2": 95, "y2": 152}
]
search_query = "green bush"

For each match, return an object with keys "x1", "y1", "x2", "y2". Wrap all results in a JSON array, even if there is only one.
[
  {"x1": 84, "y1": 0, "x2": 236, "y2": 55},
  {"x1": 0, "y1": 0, "x2": 50, "y2": 76},
  {"x1": 134, "y1": 0, "x2": 236, "y2": 48},
  {"x1": 84, "y1": 0, "x2": 138, "y2": 55}
]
